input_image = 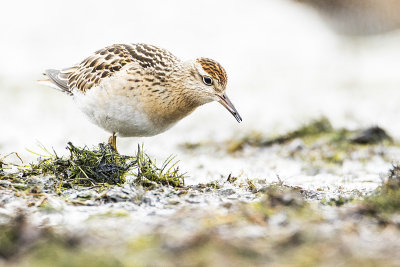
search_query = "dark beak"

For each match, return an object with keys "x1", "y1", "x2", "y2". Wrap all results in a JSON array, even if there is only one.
[{"x1": 218, "y1": 92, "x2": 242, "y2": 123}]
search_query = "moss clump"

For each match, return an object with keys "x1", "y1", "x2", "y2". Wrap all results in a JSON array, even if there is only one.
[
  {"x1": 247, "y1": 180, "x2": 257, "y2": 192},
  {"x1": 264, "y1": 117, "x2": 333, "y2": 146},
  {"x1": 195, "y1": 181, "x2": 221, "y2": 190},
  {"x1": 364, "y1": 165, "x2": 400, "y2": 214},
  {"x1": 134, "y1": 145, "x2": 184, "y2": 188},
  {"x1": 226, "y1": 118, "x2": 393, "y2": 154},
  {"x1": 0, "y1": 153, "x2": 23, "y2": 179},
  {"x1": 0, "y1": 154, "x2": 29, "y2": 191},
  {"x1": 8, "y1": 143, "x2": 185, "y2": 191},
  {"x1": 226, "y1": 173, "x2": 238, "y2": 184},
  {"x1": 227, "y1": 117, "x2": 333, "y2": 152},
  {"x1": 26, "y1": 142, "x2": 136, "y2": 188},
  {"x1": 321, "y1": 196, "x2": 353, "y2": 207}
]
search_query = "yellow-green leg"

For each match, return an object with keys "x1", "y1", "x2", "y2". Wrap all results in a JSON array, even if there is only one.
[{"x1": 108, "y1": 132, "x2": 118, "y2": 153}]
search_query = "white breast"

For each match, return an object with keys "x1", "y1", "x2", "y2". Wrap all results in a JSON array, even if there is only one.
[{"x1": 72, "y1": 67, "x2": 173, "y2": 137}]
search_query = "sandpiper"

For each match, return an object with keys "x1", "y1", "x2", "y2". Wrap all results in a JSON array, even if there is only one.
[
  {"x1": 294, "y1": 0, "x2": 400, "y2": 36},
  {"x1": 41, "y1": 43, "x2": 242, "y2": 151}
]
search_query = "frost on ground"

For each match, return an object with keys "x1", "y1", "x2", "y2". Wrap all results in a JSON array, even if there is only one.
[{"x1": 1, "y1": 118, "x2": 400, "y2": 266}]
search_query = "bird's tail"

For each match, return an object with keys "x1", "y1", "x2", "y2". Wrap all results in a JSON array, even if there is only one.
[{"x1": 38, "y1": 69, "x2": 73, "y2": 95}]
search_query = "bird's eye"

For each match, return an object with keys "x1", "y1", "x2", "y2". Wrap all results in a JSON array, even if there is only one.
[{"x1": 202, "y1": 76, "x2": 213, "y2": 86}]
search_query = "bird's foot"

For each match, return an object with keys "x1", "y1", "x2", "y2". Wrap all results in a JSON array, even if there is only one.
[{"x1": 107, "y1": 134, "x2": 118, "y2": 153}]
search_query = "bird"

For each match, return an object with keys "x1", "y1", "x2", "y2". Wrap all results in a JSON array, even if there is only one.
[
  {"x1": 294, "y1": 0, "x2": 400, "y2": 36},
  {"x1": 40, "y1": 43, "x2": 242, "y2": 151}
]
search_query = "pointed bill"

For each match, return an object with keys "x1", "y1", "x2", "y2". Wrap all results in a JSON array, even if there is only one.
[{"x1": 218, "y1": 92, "x2": 242, "y2": 123}]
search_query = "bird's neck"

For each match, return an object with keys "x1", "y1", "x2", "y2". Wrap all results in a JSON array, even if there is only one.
[{"x1": 143, "y1": 63, "x2": 204, "y2": 127}]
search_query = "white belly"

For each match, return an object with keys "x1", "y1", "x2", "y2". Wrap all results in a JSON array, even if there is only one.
[{"x1": 72, "y1": 84, "x2": 172, "y2": 137}]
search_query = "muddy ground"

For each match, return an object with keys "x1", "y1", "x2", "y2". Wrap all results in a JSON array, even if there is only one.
[{"x1": 1, "y1": 118, "x2": 400, "y2": 267}]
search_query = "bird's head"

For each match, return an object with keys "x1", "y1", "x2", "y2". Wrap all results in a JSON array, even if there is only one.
[{"x1": 181, "y1": 58, "x2": 242, "y2": 123}]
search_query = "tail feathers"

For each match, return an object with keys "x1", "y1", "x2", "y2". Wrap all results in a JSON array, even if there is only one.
[
  {"x1": 39, "y1": 69, "x2": 72, "y2": 95},
  {"x1": 37, "y1": 79, "x2": 63, "y2": 91}
]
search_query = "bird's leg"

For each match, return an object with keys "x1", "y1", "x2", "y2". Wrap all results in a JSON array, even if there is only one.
[{"x1": 107, "y1": 132, "x2": 118, "y2": 153}]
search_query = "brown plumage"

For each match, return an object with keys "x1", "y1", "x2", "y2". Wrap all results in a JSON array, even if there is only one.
[
  {"x1": 41, "y1": 43, "x2": 241, "y2": 151},
  {"x1": 197, "y1": 58, "x2": 228, "y2": 89}
]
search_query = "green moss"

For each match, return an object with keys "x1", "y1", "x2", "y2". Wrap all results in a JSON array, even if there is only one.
[
  {"x1": 89, "y1": 209, "x2": 129, "y2": 219},
  {"x1": 10, "y1": 183, "x2": 29, "y2": 190},
  {"x1": 128, "y1": 235, "x2": 159, "y2": 251},
  {"x1": 28, "y1": 241, "x2": 124, "y2": 267},
  {"x1": 196, "y1": 181, "x2": 222, "y2": 190},
  {"x1": 321, "y1": 196, "x2": 353, "y2": 207},
  {"x1": 134, "y1": 145, "x2": 184, "y2": 188},
  {"x1": 2, "y1": 180, "x2": 400, "y2": 267},
  {"x1": 25, "y1": 142, "x2": 136, "y2": 188},
  {"x1": 14, "y1": 143, "x2": 185, "y2": 191},
  {"x1": 0, "y1": 154, "x2": 37, "y2": 192},
  {"x1": 226, "y1": 173, "x2": 238, "y2": 184},
  {"x1": 364, "y1": 165, "x2": 400, "y2": 214},
  {"x1": 226, "y1": 117, "x2": 333, "y2": 153},
  {"x1": 275, "y1": 117, "x2": 329, "y2": 144},
  {"x1": 0, "y1": 152, "x2": 23, "y2": 180},
  {"x1": 0, "y1": 218, "x2": 21, "y2": 259},
  {"x1": 247, "y1": 180, "x2": 257, "y2": 192},
  {"x1": 226, "y1": 118, "x2": 393, "y2": 159},
  {"x1": 275, "y1": 117, "x2": 333, "y2": 142}
]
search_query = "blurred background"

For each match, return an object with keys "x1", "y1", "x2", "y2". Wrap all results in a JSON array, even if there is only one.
[{"x1": 2, "y1": 0, "x2": 400, "y2": 183}]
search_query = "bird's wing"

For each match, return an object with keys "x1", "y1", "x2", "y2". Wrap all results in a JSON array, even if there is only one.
[{"x1": 43, "y1": 43, "x2": 180, "y2": 94}]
